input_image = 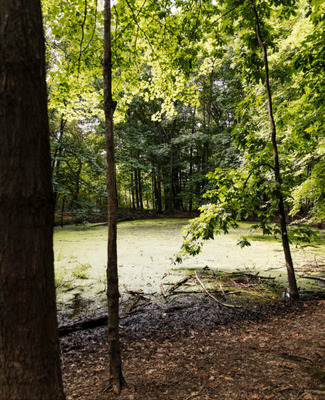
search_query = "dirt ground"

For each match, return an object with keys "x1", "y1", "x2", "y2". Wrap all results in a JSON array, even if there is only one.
[{"x1": 61, "y1": 298, "x2": 325, "y2": 400}]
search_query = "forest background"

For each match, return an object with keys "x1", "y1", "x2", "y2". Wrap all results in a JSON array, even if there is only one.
[
  {"x1": 1, "y1": 1, "x2": 324, "y2": 398},
  {"x1": 44, "y1": 0, "x2": 325, "y2": 232}
]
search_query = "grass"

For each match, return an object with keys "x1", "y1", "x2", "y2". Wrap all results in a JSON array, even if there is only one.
[{"x1": 72, "y1": 263, "x2": 91, "y2": 279}]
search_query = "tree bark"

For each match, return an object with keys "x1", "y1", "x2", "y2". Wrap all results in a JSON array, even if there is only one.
[
  {"x1": 103, "y1": 0, "x2": 125, "y2": 393},
  {"x1": 138, "y1": 168, "x2": 144, "y2": 209},
  {"x1": 0, "y1": 1, "x2": 66, "y2": 398},
  {"x1": 52, "y1": 115, "x2": 66, "y2": 209},
  {"x1": 156, "y1": 126, "x2": 163, "y2": 213},
  {"x1": 248, "y1": 0, "x2": 299, "y2": 299},
  {"x1": 134, "y1": 168, "x2": 139, "y2": 208},
  {"x1": 131, "y1": 168, "x2": 136, "y2": 209},
  {"x1": 168, "y1": 144, "x2": 174, "y2": 213}
]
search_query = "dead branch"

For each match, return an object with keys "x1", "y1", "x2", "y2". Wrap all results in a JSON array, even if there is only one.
[
  {"x1": 219, "y1": 283, "x2": 227, "y2": 300},
  {"x1": 230, "y1": 272, "x2": 276, "y2": 280},
  {"x1": 299, "y1": 275, "x2": 325, "y2": 283},
  {"x1": 195, "y1": 272, "x2": 242, "y2": 309},
  {"x1": 160, "y1": 284, "x2": 168, "y2": 299},
  {"x1": 168, "y1": 276, "x2": 191, "y2": 293},
  {"x1": 123, "y1": 284, "x2": 150, "y2": 300}
]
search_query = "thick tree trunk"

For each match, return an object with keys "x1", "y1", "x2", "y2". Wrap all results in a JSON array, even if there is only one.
[
  {"x1": 103, "y1": 0, "x2": 125, "y2": 393},
  {"x1": 0, "y1": 1, "x2": 65, "y2": 398},
  {"x1": 248, "y1": 0, "x2": 299, "y2": 299}
]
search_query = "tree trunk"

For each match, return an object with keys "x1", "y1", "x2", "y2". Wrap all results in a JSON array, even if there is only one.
[
  {"x1": 103, "y1": 0, "x2": 125, "y2": 393},
  {"x1": 156, "y1": 126, "x2": 163, "y2": 213},
  {"x1": 61, "y1": 195, "x2": 66, "y2": 228},
  {"x1": 73, "y1": 158, "x2": 82, "y2": 207},
  {"x1": 152, "y1": 169, "x2": 156, "y2": 210},
  {"x1": 138, "y1": 168, "x2": 144, "y2": 209},
  {"x1": 134, "y1": 168, "x2": 139, "y2": 209},
  {"x1": 52, "y1": 115, "x2": 66, "y2": 209},
  {"x1": 248, "y1": 0, "x2": 299, "y2": 299},
  {"x1": 0, "y1": 1, "x2": 65, "y2": 398},
  {"x1": 131, "y1": 169, "x2": 136, "y2": 209},
  {"x1": 188, "y1": 106, "x2": 196, "y2": 212},
  {"x1": 169, "y1": 144, "x2": 174, "y2": 213}
]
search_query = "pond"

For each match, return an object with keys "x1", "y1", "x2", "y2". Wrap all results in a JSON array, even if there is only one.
[{"x1": 54, "y1": 219, "x2": 325, "y2": 322}]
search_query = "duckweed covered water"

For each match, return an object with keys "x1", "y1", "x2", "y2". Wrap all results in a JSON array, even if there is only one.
[{"x1": 54, "y1": 219, "x2": 325, "y2": 321}]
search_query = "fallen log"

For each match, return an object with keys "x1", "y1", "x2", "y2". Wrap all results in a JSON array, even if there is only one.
[{"x1": 58, "y1": 314, "x2": 108, "y2": 337}]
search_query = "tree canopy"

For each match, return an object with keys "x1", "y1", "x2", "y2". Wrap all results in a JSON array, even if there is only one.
[{"x1": 41, "y1": 0, "x2": 324, "y2": 242}]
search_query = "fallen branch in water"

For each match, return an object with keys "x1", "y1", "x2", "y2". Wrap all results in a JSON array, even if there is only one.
[
  {"x1": 195, "y1": 272, "x2": 242, "y2": 309},
  {"x1": 168, "y1": 276, "x2": 191, "y2": 293},
  {"x1": 123, "y1": 285, "x2": 151, "y2": 300},
  {"x1": 300, "y1": 275, "x2": 325, "y2": 283},
  {"x1": 226, "y1": 271, "x2": 276, "y2": 280}
]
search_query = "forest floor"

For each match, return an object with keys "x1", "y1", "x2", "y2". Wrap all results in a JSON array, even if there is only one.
[{"x1": 61, "y1": 295, "x2": 325, "y2": 400}]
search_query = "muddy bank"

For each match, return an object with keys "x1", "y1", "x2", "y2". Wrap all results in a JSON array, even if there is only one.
[{"x1": 60, "y1": 298, "x2": 325, "y2": 400}]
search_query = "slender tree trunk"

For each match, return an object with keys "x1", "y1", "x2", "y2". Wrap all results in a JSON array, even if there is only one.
[
  {"x1": 134, "y1": 169, "x2": 139, "y2": 209},
  {"x1": 131, "y1": 169, "x2": 135, "y2": 209},
  {"x1": 0, "y1": 1, "x2": 65, "y2": 398},
  {"x1": 156, "y1": 127, "x2": 163, "y2": 213},
  {"x1": 138, "y1": 169, "x2": 143, "y2": 209},
  {"x1": 189, "y1": 146, "x2": 193, "y2": 212},
  {"x1": 103, "y1": 0, "x2": 125, "y2": 393},
  {"x1": 73, "y1": 158, "x2": 82, "y2": 207},
  {"x1": 248, "y1": 0, "x2": 299, "y2": 299},
  {"x1": 188, "y1": 106, "x2": 196, "y2": 212},
  {"x1": 152, "y1": 169, "x2": 156, "y2": 210},
  {"x1": 169, "y1": 144, "x2": 174, "y2": 213},
  {"x1": 61, "y1": 195, "x2": 66, "y2": 228},
  {"x1": 52, "y1": 115, "x2": 66, "y2": 209}
]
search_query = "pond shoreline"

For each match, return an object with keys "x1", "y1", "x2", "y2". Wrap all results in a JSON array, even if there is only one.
[{"x1": 55, "y1": 219, "x2": 325, "y2": 326}]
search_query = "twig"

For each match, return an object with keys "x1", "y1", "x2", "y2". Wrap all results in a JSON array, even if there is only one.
[
  {"x1": 55, "y1": 279, "x2": 74, "y2": 289},
  {"x1": 219, "y1": 283, "x2": 227, "y2": 300},
  {"x1": 195, "y1": 272, "x2": 242, "y2": 309},
  {"x1": 160, "y1": 284, "x2": 168, "y2": 299},
  {"x1": 123, "y1": 284, "x2": 150, "y2": 299}
]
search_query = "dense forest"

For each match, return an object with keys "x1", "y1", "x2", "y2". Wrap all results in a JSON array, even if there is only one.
[
  {"x1": 44, "y1": 0, "x2": 325, "y2": 226},
  {"x1": 1, "y1": 0, "x2": 324, "y2": 398}
]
